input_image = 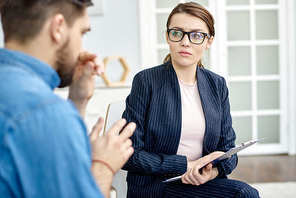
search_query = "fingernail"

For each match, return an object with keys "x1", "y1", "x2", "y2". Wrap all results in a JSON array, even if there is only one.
[
  {"x1": 98, "y1": 69, "x2": 104, "y2": 75},
  {"x1": 130, "y1": 122, "x2": 136, "y2": 129}
]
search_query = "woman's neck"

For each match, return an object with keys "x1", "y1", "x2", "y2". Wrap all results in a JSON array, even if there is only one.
[{"x1": 172, "y1": 60, "x2": 197, "y2": 85}]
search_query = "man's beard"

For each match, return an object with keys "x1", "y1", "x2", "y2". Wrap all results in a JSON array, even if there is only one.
[{"x1": 56, "y1": 38, "x2": 76, "y2": 88}]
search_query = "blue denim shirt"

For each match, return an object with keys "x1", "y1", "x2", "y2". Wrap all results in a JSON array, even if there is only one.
[{"x1": 0, "y1": 49, "x2": 103, "y2": 197}]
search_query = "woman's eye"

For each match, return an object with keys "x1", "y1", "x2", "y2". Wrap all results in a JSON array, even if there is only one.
[
  {"x1": 191, "y1": 32, "x2": 204, "y2": 40},
  {"x1": 172, "y1": 31, "x2": 183, "y2": 37}
]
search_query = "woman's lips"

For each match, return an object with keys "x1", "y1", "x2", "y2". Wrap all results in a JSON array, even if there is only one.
[{"x1": 179, "y1": 51, "x2": 192, "y2": 56}]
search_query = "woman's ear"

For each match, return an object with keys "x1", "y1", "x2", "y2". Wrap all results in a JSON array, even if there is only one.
[{"x1": 206, "y1": 36, "x2": 214, "y2": 50}]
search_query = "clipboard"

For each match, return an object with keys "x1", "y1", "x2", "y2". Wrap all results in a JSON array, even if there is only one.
[
  {"x1": 103, "y1": 100, "x2": 126, "y2": 135},
  {"x1": 162, "y1": 139, "x2": 261, "y2": 183}
]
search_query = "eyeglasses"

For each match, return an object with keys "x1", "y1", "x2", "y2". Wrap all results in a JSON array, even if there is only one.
[
  {"x1": 71, "y1": 0, "x2": 93, "y2": 7},
  {"x1": 167, "y1": 29, "x2": 211, "y2": 45}
]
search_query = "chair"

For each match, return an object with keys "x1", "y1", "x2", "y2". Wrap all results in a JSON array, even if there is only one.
[{"x1": 104, "y1": 100, "x2": 128, "y2": 198}]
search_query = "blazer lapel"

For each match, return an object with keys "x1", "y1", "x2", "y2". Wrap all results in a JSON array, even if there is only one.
[
  {"x1": 197, "y1": 67, "x2": 221, "y2": 154},
  {"x1": 165, "y1": 64, "x2": 182, "y2": 153}
]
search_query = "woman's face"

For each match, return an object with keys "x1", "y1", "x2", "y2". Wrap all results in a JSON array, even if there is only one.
[{"x1": 166, "y1": 13, "x2": 213, "y2": 69}]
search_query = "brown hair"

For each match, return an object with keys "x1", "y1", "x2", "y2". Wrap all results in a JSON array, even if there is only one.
[
  {"x1": 163, "y1": 2, "x2": 215, "y2": 68},
  {"x1": 0, "y1": 0, "x2": 92, "y2": 44}
]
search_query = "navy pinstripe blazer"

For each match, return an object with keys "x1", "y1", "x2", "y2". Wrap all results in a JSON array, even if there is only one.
[{"x1": 122, "y1": 62, "x2": 238, "y2": 197}]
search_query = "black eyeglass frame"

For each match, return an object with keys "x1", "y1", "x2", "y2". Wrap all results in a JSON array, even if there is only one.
[{"x1": 167, "y1": 28, "x2": 211, "y2": 45}]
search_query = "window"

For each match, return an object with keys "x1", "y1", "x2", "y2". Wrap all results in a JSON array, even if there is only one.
[{"x1": 139, "y1": 0, "x2": 293, "y2": 155}]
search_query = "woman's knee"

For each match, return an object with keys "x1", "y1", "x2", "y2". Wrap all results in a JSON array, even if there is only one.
[{"x1": 236, "y1": 184, "x2": 260, "y2": 198}]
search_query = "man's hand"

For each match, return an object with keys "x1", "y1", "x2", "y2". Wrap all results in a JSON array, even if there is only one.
[
  {"x1": 68, "y1": 51, "x2": 104, "y2": 117},
  {"x1": 89, "y1": 117, "x2": 135, "y2": 198},
  {"x1": 90, "y1": 118, "x2": 135, "y2": 173},
  {"x1": 182, "y1": 151, "x2": 224, "y2": 186}
]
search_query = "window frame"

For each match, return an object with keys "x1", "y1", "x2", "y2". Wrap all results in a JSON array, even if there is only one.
[{"x1": 138, "y1": 0, "x2": 295, "y2": 155}]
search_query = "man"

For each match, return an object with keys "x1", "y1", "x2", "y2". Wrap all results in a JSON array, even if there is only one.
[{"x1": 0, "y1": 0, "x2": 135, "y2": 197}]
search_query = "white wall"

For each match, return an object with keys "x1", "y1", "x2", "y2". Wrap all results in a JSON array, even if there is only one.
[
  {"x1": 85, "y1": 0, "x2": 141, "y2": 85},
  {"x1": 80, "y1": 0, "x2": 140, "y2": 128},
  {"x1": 292, "y1": 1, "x2": 296, "y2": 154},
  {"x1": 0, "y1": 0, "x2": 141, "y2": 85}
]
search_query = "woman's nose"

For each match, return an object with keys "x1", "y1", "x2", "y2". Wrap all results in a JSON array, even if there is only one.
[{"x1": 180, "y1": 33, "x2": 190, "y2": 46}]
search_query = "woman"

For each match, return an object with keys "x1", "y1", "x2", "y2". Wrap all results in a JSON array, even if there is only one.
[{"x1": 122, "y1": 2, "x2": 259, "y2": 198}]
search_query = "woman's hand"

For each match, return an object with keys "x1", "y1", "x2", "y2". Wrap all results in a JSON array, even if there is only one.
[{"x1": 182, "y1": 151, "x2": 224, "y2": 186}]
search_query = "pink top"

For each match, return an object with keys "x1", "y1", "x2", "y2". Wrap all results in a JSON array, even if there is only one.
[{"x1": 176, "y1": 80, "x2": 205, "y2": 161}]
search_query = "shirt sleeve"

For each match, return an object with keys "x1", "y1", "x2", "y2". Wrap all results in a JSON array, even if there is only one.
[{"x1": 1, "y1": 100, "x2": 103, "y2": 198}]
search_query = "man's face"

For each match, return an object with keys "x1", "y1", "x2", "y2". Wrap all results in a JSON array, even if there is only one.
[{"x1": 56, "y1": 9, "x2": 91, "y2": 88}]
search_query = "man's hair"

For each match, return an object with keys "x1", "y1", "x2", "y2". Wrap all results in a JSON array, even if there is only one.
[{"x1": 0, "y1": 0, "x2": 93, "y2": 43}]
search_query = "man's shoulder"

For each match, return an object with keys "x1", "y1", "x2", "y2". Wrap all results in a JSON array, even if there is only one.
[{"x1": 0, "y1": 67, "x2": 69, "y2": 120}]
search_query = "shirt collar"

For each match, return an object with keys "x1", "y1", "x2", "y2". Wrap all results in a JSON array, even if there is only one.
[{"x1": 0, "y1": 48, "x2": 61, "y2": 89}]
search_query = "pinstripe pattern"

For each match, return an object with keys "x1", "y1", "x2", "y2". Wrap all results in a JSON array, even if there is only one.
[
  {"x1": 122, "y1": 62, "x2": 259, "y2": 198},
  {"x1": 164, "y1": 178, "x2": 259, "y2": 198}
]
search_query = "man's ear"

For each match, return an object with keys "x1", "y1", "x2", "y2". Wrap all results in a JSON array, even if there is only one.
[
  {"x1": 206, "y1": 36, "x2": 214, "y2": 50},
  {"x1": 49, "y1": 14, "x2": 67, "y2": 45}
]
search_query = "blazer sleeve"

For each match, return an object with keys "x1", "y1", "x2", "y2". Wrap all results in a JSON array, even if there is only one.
[
  {"x1": 122, "y1": 72, "x2": 187, "y2": 176},
  {"x1": 216, "y1": 78, "x2": 238, "y2": 177}
]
